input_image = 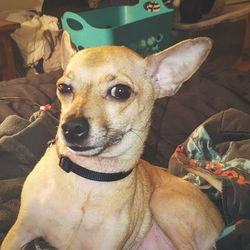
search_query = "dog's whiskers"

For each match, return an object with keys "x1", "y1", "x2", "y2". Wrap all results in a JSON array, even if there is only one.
[{"x1": 130, "y1": 129, "x2": 144, "y2": 145}]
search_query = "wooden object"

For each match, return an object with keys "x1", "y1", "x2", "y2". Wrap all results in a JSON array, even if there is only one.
[{"x1": 0, "y1": 20, "x2": 20, "y2": 81}]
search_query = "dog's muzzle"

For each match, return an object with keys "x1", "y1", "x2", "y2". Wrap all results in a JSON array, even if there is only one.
[
  {"x1": 61, "y1": 117, "x2": 89, "y2": 146},
  {"x1": 60, "y1": 117, "x2": 125, "y2": 155}
]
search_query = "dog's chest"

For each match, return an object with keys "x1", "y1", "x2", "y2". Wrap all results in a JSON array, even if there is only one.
[
  {"x1": 30, "y1": 170, "x2": 132, "y2": 249},
  {"x1": 42, "y1": 205, "x2": 123, "y2": 249}
]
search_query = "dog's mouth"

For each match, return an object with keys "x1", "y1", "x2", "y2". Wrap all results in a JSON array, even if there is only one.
[
  {"x1": 66, "y1": 144, "x2": 105, "y2": 156},
  {"x1": 69, "y1": 145, "x2": 97, "y2": 152},
  {"x1": 65, "y1": 134, "x2": 125, "y2": 156}
]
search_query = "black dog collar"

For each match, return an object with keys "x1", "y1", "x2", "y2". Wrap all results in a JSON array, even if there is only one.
[{"x1": 59, "y1": 156, "x2": 133, "y2": 182}]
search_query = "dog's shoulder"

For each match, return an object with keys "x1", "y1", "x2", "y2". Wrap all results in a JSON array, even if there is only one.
[
  {"x1": 139, "y1": 159, "x2": 223, "y2": 249},
  {"x1": 139, "y1": 158, "x2": 221, "y2": 224},
  {"x1": 138, "y1": 159, "x2": 181, "y2": 188}
]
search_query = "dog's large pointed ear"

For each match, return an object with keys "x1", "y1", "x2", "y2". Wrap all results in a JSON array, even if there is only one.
[
  {"x1": 61, "y1": 31, "x2": 77, "y2": 70},
  {"x1": 145, "y1": 37, "x2": 212, "y2": 98}
]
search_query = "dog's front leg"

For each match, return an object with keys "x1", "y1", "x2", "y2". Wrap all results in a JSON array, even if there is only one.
[{"x1": 1, "y1": 221, "x2": 36, "y2": 250}]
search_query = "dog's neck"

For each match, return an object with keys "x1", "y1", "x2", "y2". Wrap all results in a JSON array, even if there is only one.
[
  {"x1": 55, "y1": 137, "x2": 144, "y2": 176},
  {"x1": 59, "y1": 155, "x2": 134, "y2": 182},
  {"x1": 55, "y1": 144, "x2": 140, "y2": 177}
]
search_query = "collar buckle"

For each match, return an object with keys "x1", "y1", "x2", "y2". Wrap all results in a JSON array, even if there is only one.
[{"x1": 59, "y1": 156, "x2": 72, "y2": 173}]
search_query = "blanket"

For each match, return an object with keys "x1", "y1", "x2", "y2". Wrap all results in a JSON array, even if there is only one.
[
  {"x1": 0, "y1": 69, "x2": 62, "y2": 124},
  {"x1": 169, "y1": 108, "x2": 250, "y2": 250}
]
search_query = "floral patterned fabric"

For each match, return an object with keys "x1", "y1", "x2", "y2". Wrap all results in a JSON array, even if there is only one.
[{"x1": 169, "y1": 108, "x2": 250, "y2": 250}]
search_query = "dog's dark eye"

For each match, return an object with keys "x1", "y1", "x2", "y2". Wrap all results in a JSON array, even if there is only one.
[
  {"x1": 57, "y1": 83, "x2": 72, "y2": 94},
  {"x1": 109, "y1": 84, "x2": 132, "y2": 100}
]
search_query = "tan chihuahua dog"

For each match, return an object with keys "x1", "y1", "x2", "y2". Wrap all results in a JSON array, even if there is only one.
[{"x1": 2, "y1": 32, "x2": 224, "y2": 250}]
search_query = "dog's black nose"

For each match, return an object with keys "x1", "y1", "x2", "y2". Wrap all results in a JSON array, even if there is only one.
[{"x1": 61, "y1": 117, "x2": 89, "y2": 143}]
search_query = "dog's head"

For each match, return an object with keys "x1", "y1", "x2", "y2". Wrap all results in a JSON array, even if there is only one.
[{"x1": 56, "y1": 32, "x2": 212, "y2": 164}]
